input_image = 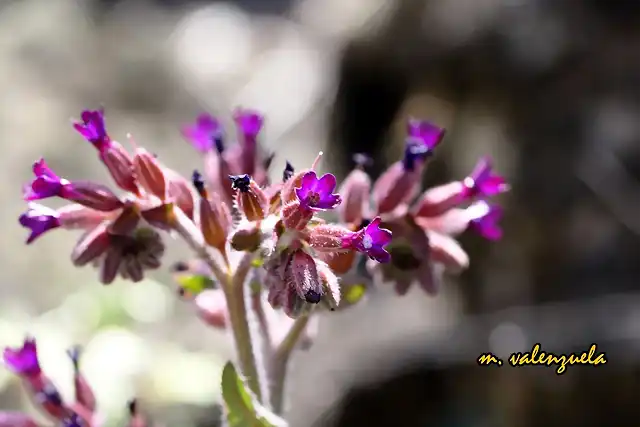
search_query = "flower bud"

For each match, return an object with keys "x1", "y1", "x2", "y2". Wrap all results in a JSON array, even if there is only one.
[
  {"x1": 193, "y1": 171, "x2": 232, "y2": 253},
  {"x1": 194, "y1": 289, "x2": 228, "y2": 329},
  {"x1": 337, "y1": 158, "x2": 372, "y2": 224},
  {"x1": 307, "y1": 224, "x2": 353, "y2": 253},
  {"x1": 165, "y1": 169, "x2": 196, "y2": 220},
  {"x1": 133, "y1": 146, "x2": 167, "y2": 199},
  {"x1": 412, "y1": 182, "x2": 465, "y2": 218},
  {"x1": 372, "y1": 161, "x2": 421, "y2": 215},
  {"x1": 64, "y1": 181, "x2": 123, "y2": 212},
  {"x1": 317, "y1": 261, "x2": 341, "y2": 310},
  {"x1": 230, "y1": 174, "x2": 268, "y2": 221},
  {"x1": 322, "y1": 250, "x2": 356, "y2": 275},
  {"x1": 280, "y1": 201, "x2": 313, "y2": 230},
  {"x1": 58, "y1": 204, "x2": 117, "y2": 230},
  {"x1": 289, "y1": 251, "x2": 323, "y2": 304},
  {"x1": 100, "y1": 140, "x2": 139, "y2": 195},
  {"x1": 230, "y1": 221, "x2": 261, "y2": 252}
]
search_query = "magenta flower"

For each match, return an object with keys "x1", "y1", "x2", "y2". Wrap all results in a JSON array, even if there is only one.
[
  {"x1": 233, "y1": 108, "x2": 263, "y2": 142},
  {"x1": 3, "y1": 338, "x2": 41, "y2": 377},
  {"x1": 344, "y1": 217, "x2": 392, "y2": 263},
  {"x1": 295, "y1": 171, "x2": 341, "y2": 210},
  {"x1": 407, "y1": 118, "x2": 445, "y2": 151},
  {"x1": 402, "y1": 138, "x2": 432, "y2": 171},
  {"x1": 73, "y1": 109, "x2": 110, "y2": 151},
  {"x1": 23, "y1": 159, "x2": 72, "y2": 201},
  {"x1": 19, "y1": 203, "x2": 61, "y2": 244},
  {"x1": 182, "y1": 113, "x2": 224, "y2": 153},
  {"x1": 467, "y1": 200, "x2": 503, "y2": 240},
  {"x1": 461, "y1": 156, "x2": 509, "y2": 199}
]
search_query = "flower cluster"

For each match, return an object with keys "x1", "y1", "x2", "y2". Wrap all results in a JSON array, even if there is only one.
[
  {"x1": 1, "y1": 338, "x2": 147, "y2": 427},
  {"x1": 11, "y1": 106, "x2": 508, "y2": 422}
]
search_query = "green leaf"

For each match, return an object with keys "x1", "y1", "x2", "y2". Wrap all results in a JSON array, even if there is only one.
[
  {"x1": 221, "y1": 362, "x2": 288, "y2": 427},
  {"x1": 343, "y1": 283, "x2": 367, "y2": 305}
]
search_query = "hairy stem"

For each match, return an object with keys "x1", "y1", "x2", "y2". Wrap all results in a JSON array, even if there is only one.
[
  {"x1": 173, "y1": 207, "x2": 262, "y2": 399},
  {"x1": 270, "y1": 314, "x2": 310, "y2": 414}
]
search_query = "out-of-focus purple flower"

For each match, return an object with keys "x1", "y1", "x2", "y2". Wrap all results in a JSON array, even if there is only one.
[
  {"x1": 181, "y1": 113, "x2": 223, "y2": 153},
  {"x1": 461, "y1": 156, "x2": 509, "y2": 199},
  {"x1": 466, "y1": 200, "x2": 503, "y2": 240},
  {"x1": 295, "y1": 171, "x2": 341, "y2": 210},
  {"x1": 344, "y1": 217, "x2": 392, "y2": 263},
  {"x1": 19, "y1": 203, "x2": 61, "y2": 244},
  {"x1": 73, "y1": 109, "x2": 110, "y2": 151},
  {"x1": 402, "y1": 139, "x2": 431, "y2": 171},
  {"x1": 233, "y1": 108, "x2": 263, "y2": 142},
  {"x1": 3, "y1": 338, "x2": 40, "y2": 377},
  {"x1": 62, "y1": 414, "x2": 83, "y2": 427},
  {"x1": 407, "y1": 118, "x2": 445, "y2": 152},
  {"x1": 24, "y1": 159, "x2": 71, "y2": 201}
]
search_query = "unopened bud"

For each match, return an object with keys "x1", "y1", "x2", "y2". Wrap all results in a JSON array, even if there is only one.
[
  {"x1": 307, "y1": 224, "x2": 353, "y2": 252},
  {"x1": 337, "y1": 167, "x2": 371, "y2": 224},
  {"x1": 230, "y1": 221, "x2": 262, "y2": 252},
  {"x1": 166, "y1": 169, "x2": 196, "y2": 220},
  {"x1": 290, "y1": 251, "x2": 323, "y2": 304},
  {"x1": 323, "y1": 250, "x2": 356, "y2": 275},
  {"x1": 411, "y1": 182, "x2": 466, "y2": 218},
  {"x1": 230, "y1": 174, "x2": 268, "y2": 221},
  {"x1": 99, "y1": 141, "x2": 139, "y2": 194},
  {"x1": 194, "y1": 289, "x2": 228, "y2": 329},
  {"x1": 66, "y1": 181, "x2": 123, "y2": 212},
  {"x1": 281, "y1": 201, "x2": 313, "y2": 230},
  {"x1": 198, "y1": 193, "x2": 232, "y2": 253},
  {"x1": 317, "y1": 261, "x2": 341, "y2": 310},
  {"x1": 57, "y1": 204, "x2": 117, "y2": 230},
  {"x1": 372, "y1": 161, "x2": 421, "y2": 215},
  {"x1": 133, "y1": 146, "x2": 167, "y2": 199}
]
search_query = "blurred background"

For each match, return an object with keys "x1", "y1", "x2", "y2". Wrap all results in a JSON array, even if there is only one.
[{"x1": 1, "y1": 0, "x2": 639, "y2": 426}]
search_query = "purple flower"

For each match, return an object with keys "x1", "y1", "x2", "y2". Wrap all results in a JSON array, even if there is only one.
[
  {"x1": 62, "y1": 415, "x2": 83, "y2": 427},
  {"x1": 402, "y1": 139, "x2": 432, "y2": 171},
  {"x1": 3, "y1": 338, "x2": 41, "y2": 377},
  {"x1": 407, "y1": 118, "x2": 446, "y2": 151},
  {"x1": 461, "y1": 156, "x2": 509, "y2": 199},
  {"x1": 295, "y1": 171, "x2": 341, "y2": 210},
  {"x1": 19, "y1": 203, "x2": 61, "y2": 244},
  {"x1": 182, "y1": 113, "x2": 224, "y2": 153},
  {"x1": 23, "y1": 159, "x2": 72, "y2": 201},
  {"x1": 73, "y1": 109, "x2": 110, "y2": 151},
  {"x1": 466, "y1": 200, "x2": 503, "y2": 240},
  {"x1": 233, "y1": 108, "x2": 263, "y2": 142},
  {"x1": 344, "y1": 217, "x2": 393, "y2": 263}
]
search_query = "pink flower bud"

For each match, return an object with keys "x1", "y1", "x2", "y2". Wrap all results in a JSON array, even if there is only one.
[
  {"x1": 372, "y1": 161, "x2": 421, "y2": 215},
  {"x1": 230, "y1": 175, "x2": 268, "y2": 221},
  {"x1": 57, "y1": 204, "x2": 117, "y2": 230},
  {"x1": 427, "y1": 231, "x2": 469, "y2": 273},
  {"x1": 307, "y1": 224, "x2": 353, "y2": 252},
  {"x1": 337, "y1": 168, "x2": 371, "y2": 224},
  {"x1": 198, "y1": 194, "x2": 232, "y2": 253},
  {"x1": 0, "y1": 412, "x2": 39, "y2": 427},
  {"x1": 165, "y1": 169, "x2": 196, "y2": 220},
  {"x1": 280, "y1": 201, "x2": 313, "y2": 230},
  {"x1": 100, "y1": 140, "x2": 139, "y2": 195},
  {"x1": 412, "y1": 182, "x2": 465, "y2": 218},
  {"x1": 133, "y1": 147, "x2": 167, "y2": 199},
  {"x1": 290, "y1": 251, "x2": 323, "y2": 304},
  {"x1": 67, "y1": 347, "x2": 97, "y2": 413},
  {"x1": 194, "y1": 289, "x2": 228, "y2": 329}
]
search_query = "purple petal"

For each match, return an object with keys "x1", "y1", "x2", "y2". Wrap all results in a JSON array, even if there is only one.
[
  {"x1": 467, "y1": 201, "x2": 503, "y2": 241},
  {"x1": 74, "y1": 109, "x2": 109, "y2": 148},
  {"x1": 314, "y1": 194, "x2": 342, "y2": 210},
  {"x1": 365, "y1": 217, "x2": 393, "y2": 246},
  {"x1": 182, "y1": 113, "x2": 222, "y2": 153},
  {"x1": 368, "y1": 247, "x2": 391, "y2": 263},
  {"x1": 234, "y1": 109, "x2": 263, "y2": 139},
  {"x1": 3, "y1": 338, "x2": 40, "y2": 376},
  {"x1": 19, "y1": 203, "x2": 60, "y2": 244},
  {"x1": 462, "y1": 156, "x2": 509, "y2": 199},
  {"x1": 407, "y1": 119, "x2": 445, "y2": 150},
  {"x1": 314, "y1": 173, "x2": 338, "y2": 196},
  {"x1": 32, "y1": 159, "x2": 57, "y2": 179},
  {"x1": 295, "y1": 171, "x2": 319, "y2": 201}
]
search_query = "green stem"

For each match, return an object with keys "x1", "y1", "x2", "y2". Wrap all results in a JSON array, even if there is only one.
[
  {"x1": 270, "y1": 314, "x2": 310, "y2": 414},
  {"x1": 173, "y1": 208, "x2": 262, "y2": 400}
]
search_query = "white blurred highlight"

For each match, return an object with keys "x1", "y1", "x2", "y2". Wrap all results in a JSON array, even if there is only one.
[
  {"x1": 489, "y1": 321, "x2": 527, "y2": 357},
  {"x1": 122, "y1": 280, "x2": 173, "y2": 324}
]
